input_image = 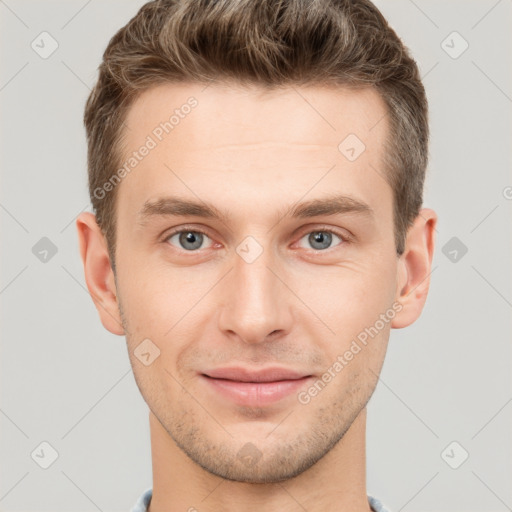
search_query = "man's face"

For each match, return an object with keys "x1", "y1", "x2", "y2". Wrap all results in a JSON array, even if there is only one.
[{"x1": 114, "y1": 82, "x2": 400, "y2": 483}]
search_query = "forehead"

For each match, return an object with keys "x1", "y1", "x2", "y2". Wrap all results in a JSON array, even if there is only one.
[
  {"x1": 123, "y1": 81, "x2": 388, "y2": 150},
  {"x1": 117, "y1": 81, "x2": 392, "y2": 226}
]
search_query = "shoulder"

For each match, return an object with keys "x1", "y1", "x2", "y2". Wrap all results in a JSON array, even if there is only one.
[
  {"x1": 130, "y1": 488, "x2": 152, "y2": 512},
  {"x1": 368, "y1": 494, "x2": 393, "y2": 512}
]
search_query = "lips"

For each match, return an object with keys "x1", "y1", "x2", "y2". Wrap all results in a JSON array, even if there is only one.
[
  {"x1": 203, "y1": 366, "x2": 309, "y2": 383},
  {"x1": 200, "y1": 366, "x2": 313, "y2": 406}
]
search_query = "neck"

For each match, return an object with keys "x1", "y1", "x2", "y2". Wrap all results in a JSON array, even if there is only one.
[{"x1": 148, "y1": 408, "x2": 372, "y2": 512}]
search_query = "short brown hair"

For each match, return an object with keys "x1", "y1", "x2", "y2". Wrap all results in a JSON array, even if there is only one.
[{"x1": 84, "y1": 0, "x2": 429, "y2": 267}]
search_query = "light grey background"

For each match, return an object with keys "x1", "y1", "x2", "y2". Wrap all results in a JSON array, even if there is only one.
[{"x1": 1, "y1": 1, "x2": 511, "y2": 511}]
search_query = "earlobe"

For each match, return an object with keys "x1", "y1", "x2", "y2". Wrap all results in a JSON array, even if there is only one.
[
  {"x1": 391, "y1": 208, "x2": 437, "y2": 329},
  {"x1": 76, "y1": 212, "x2": 125, "y2": 336}
]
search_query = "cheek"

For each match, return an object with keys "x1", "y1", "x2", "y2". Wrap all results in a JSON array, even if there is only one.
[
  {"x1": 294, "y1": 259, "x2": 397, "y2": 334},
  {"x1": 117, "y1": 265, "x2": 207, "y2": 372},
  {"x1": 116, "y1": 256, "x2": 181, "y2": 325}
]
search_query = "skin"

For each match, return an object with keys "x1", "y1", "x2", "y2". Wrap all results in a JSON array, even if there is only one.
[{"x1": 77, "y1": 82, "x2": 437, "y2": 512}]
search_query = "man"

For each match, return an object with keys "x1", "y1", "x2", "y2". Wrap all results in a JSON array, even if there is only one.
[{"x1": 76, "y1": 0, "x2": 437, "y2": 510}]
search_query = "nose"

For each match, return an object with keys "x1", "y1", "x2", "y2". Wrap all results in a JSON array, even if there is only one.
[{"x1": 217, "y1": 242, "x2": 293, "y2": 345}]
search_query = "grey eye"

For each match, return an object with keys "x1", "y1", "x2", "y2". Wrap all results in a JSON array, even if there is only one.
[
  {"x1": 167, "y1": 231, "x2": 212, "y2": 251},
  {"x1": 298, "y1": 231, "x2": 343, "y2": 251}
]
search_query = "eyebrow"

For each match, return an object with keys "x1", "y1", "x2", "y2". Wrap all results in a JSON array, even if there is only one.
[{"x1": 137, "y1": 194, "x2": 374, "y2": 226}]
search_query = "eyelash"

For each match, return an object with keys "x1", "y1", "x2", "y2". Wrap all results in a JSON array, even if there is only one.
[
  {"x1": 297, "y1": 226, "x2": 352, "y2": 251},
  {"x1": 162, "y1": 225, "x2": 352, "y2": 253}
]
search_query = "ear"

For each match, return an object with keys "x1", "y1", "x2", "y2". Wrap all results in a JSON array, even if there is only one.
[
  {"x1": 391, "y1": 208, "x2": 437, "y2": 329},
  {"x1": 76, "y1": 212, "x2": 125, "y2": 335}
]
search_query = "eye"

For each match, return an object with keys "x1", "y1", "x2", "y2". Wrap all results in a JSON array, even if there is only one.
[
  {"x1": 164, "y1": 229, "x2": 214, "y2": 251},
  {"x1": 297, "y1": 229, "x2": 346, "y2": 251}
]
